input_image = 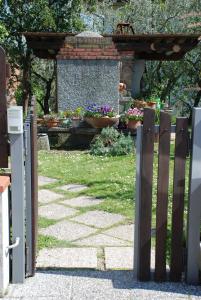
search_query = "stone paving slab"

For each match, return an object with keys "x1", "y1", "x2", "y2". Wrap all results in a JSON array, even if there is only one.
[
  {"x1": 37, "y1": 248, "x2": 97, "y2": 268},
  {"x1": 104, "y1": 224, "x2": 134, "y2": 242},
  {"x1": 74, "y1": 234, "x2": 129, "y2": 247},
  {"x1": 39, "y1": 203, "x2": 78, "y2": 220},
  {"x1": 59, "y1": 184, "x2": 88, "y2": 192},
  {"x1": 38, "y1": 189, "x2": 63, "y2": 204},
  {"x1": 105, "y1": 247, "x2": 133, "y2": 269},
  {"x1": 38, "y1": 176, "x2": 58, "y2": 187},
  {"x1": 6, "y1": 270, "x2": 201, "y2": 300},
  {"x1": 71, "y1": 210, "x2": 125, "y2": 228},
  {"x1": 40, "y1": 220, "x2": 97, "y2": 241},
  {"x1": 61, "y1": 196, "x2": 103, "y2": 207}
]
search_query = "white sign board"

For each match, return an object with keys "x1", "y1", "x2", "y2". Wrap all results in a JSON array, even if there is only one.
[{"x1": 7, "y1": 106, "x2": 23, "y2": 134}]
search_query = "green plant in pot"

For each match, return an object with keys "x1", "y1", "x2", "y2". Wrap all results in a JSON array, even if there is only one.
[{"x1": 71, "y1": 107, "x2": 84, "y2": 127}]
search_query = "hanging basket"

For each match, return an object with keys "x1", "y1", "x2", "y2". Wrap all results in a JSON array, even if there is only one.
[{"x1": 85, "y1": 117, "x2": 119, "y2": 129}]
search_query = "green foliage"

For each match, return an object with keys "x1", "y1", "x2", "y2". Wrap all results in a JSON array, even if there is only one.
[
  {"x1": 14, "y1": 85, "x2": 23, "y2": 106},
  {"x1": 0, "y1": 23, "x2": 7, "y2": 41},
  {"x1": 0, "y1": 0, "x2": 96, "y2": 111},
  {"x1": 93, "y1": 0, "x2": 201, "y2": 116},
  {"x1": 90, "y1": 127, "x2": 133, "y2": 156}
]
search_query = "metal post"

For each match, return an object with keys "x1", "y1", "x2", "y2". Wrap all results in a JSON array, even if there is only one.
[
  {"x1": 186, "y1": 108, "x2": 201, "y2": 284},
  {"x1": 24, "y1": 120, "x2": 33, "y2": 276},
  {"x1": 10, "y1": 132, "x2": 25, "y2": 283},
  {"x1": 134, "y1": 125, "x2": 142, "y2": 279}
]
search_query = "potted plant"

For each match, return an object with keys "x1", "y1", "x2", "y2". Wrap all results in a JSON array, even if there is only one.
[
  {"x1": 84, "y1": 104, "x2": 119, "y2": 128},
  {"x1": 125, "y1": 107, "x2": 143, "y2": 129},
  {"x1": 59, "y1": 110, "x2": 72, "y2": 128},
  {"x1": 69, "y1": 107, "x2": 84, "y2": 127},
  {"x1": 43, "y1": 113, "x2": 60, "y2": 128}
]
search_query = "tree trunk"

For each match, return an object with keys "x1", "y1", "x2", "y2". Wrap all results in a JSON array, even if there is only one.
[{"x1": 43, "y1": 80, "x2": 52, "y2": 114}]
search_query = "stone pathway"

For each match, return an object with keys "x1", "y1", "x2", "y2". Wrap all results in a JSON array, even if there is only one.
[
  {"x1": 37, "y1": 176, "x2": 135, "y2": 270},
  {"x1": 38, "y1": 175, "x2": 58, "y2": 187}
]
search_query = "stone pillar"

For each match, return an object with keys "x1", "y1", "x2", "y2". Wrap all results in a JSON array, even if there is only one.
[
  {"x1": 57, "y1": 31, "x2": 120, "y2": 113},
  {"x1": 131, "y1": 59, "x2": 145, "y2": 98},
  {"x1": 0, "y1": 176, "x2": 10, "y2": 296}
]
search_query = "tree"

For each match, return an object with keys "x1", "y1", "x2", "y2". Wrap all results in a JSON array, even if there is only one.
[
  {"x1": 92, "y1": 0, "x2": 201, "y2": 117},
  {"x1": 0, "y1": 0, "x2": 96, "y2": 113}
]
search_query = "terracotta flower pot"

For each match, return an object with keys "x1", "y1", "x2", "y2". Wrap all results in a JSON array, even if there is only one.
[
  {"x1": 85, "y1": 117, "x2": 119, "y2": 129},
  {"x1": 37, "y1": 118, "x2": 44, "y2": 126},
  {"x1": 147, "y1": 102, "x2": 156, "y2": 109},
  {"x1": 46, "y1": 119, "x2": 60, "y2": 128},
  {"x1": 127, "y1": 120, "x2": 141, "y2": 129}
]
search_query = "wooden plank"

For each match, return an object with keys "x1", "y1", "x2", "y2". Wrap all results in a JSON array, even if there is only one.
[
  {"x1": 30, "y1": 97, "x2": 38, "y2": 275},
  {"x1": 155, "y1": 112, "x2": 171, "y2": 282},
  {"x1": 139, "y1": 108, "x2": 155, "y2": 281},
  {"x1": 0, "y1": 46, "x2": 8, "y2": 167},
  {"x1": 170, "y1": 118, "x2": 188, "y2": 282}
]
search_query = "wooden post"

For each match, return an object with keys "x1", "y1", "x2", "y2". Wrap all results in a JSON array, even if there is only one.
[
  {"x1": 155, "y1": 112, "x2": 171, "y2": 281},
  {"x1": 0, "y1": 47, "x2": 8, "y2": 168},
  {"x1": 138, "y1": 108, "x2": 155, "y2": 281},
  {"x1": 170, "y1": 118, "x2": 188, "y2": 282}
]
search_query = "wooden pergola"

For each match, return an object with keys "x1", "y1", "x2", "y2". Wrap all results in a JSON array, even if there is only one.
[{"x1": 23, "y1": 32, "x2": 201, "y2": 60}]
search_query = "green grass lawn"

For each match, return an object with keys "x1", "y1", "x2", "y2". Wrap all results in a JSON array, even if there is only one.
[{"x1": 38, "y1": 150, "x2": 136, "y2": 220}]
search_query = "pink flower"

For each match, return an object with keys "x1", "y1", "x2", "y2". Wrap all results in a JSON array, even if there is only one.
[{"x1": 126, "y1": 108, "x2": 143, "y2": 116}]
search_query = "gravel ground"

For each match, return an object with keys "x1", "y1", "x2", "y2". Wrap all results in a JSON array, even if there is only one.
[{"x1": 5, "y1": 270, "x2": 201, "y2": 300}]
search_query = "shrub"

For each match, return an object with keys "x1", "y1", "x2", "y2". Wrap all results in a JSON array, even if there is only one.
[{"x1": 90, "y1": 127, "x2": 133, "y2": 156}]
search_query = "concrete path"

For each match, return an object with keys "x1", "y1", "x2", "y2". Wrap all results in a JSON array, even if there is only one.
[
  {"x1": 37, "y1": 176, "x2": 134, "y2": 270},
  {"x1": 5, "y1": 270, "x2": 201, "y2": 300}
]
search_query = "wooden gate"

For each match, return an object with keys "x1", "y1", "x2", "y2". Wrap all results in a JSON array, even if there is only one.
[{"x1": 134, "y1": 108, "x2": 189, "y2": 282}]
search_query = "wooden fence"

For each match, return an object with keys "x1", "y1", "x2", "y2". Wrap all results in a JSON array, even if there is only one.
[{"x1": 134, "y1": 108, "x2": 189, "y2": 282}]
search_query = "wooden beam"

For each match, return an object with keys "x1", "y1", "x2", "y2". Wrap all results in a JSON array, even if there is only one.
[
  {"x1": 137, "y1": 52, "x2": 185, "y2": 60},
  {"x1": 27, "y1": 40, "x2": 65, "y2": 50}
]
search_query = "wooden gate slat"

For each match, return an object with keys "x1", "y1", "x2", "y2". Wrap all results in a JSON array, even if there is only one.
[
  {"x1": 139, "y1": 108, "x2": 155, "y2": 281},
  {"x1": 170, "y1": 118, "x2": 188, "y2": 282},
  {"x1": 0, "y1": 46, "x2": 8, "y2": 168},
  {"x1": 155, "y1": 112, "x2": 171, "y2": 282}
]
